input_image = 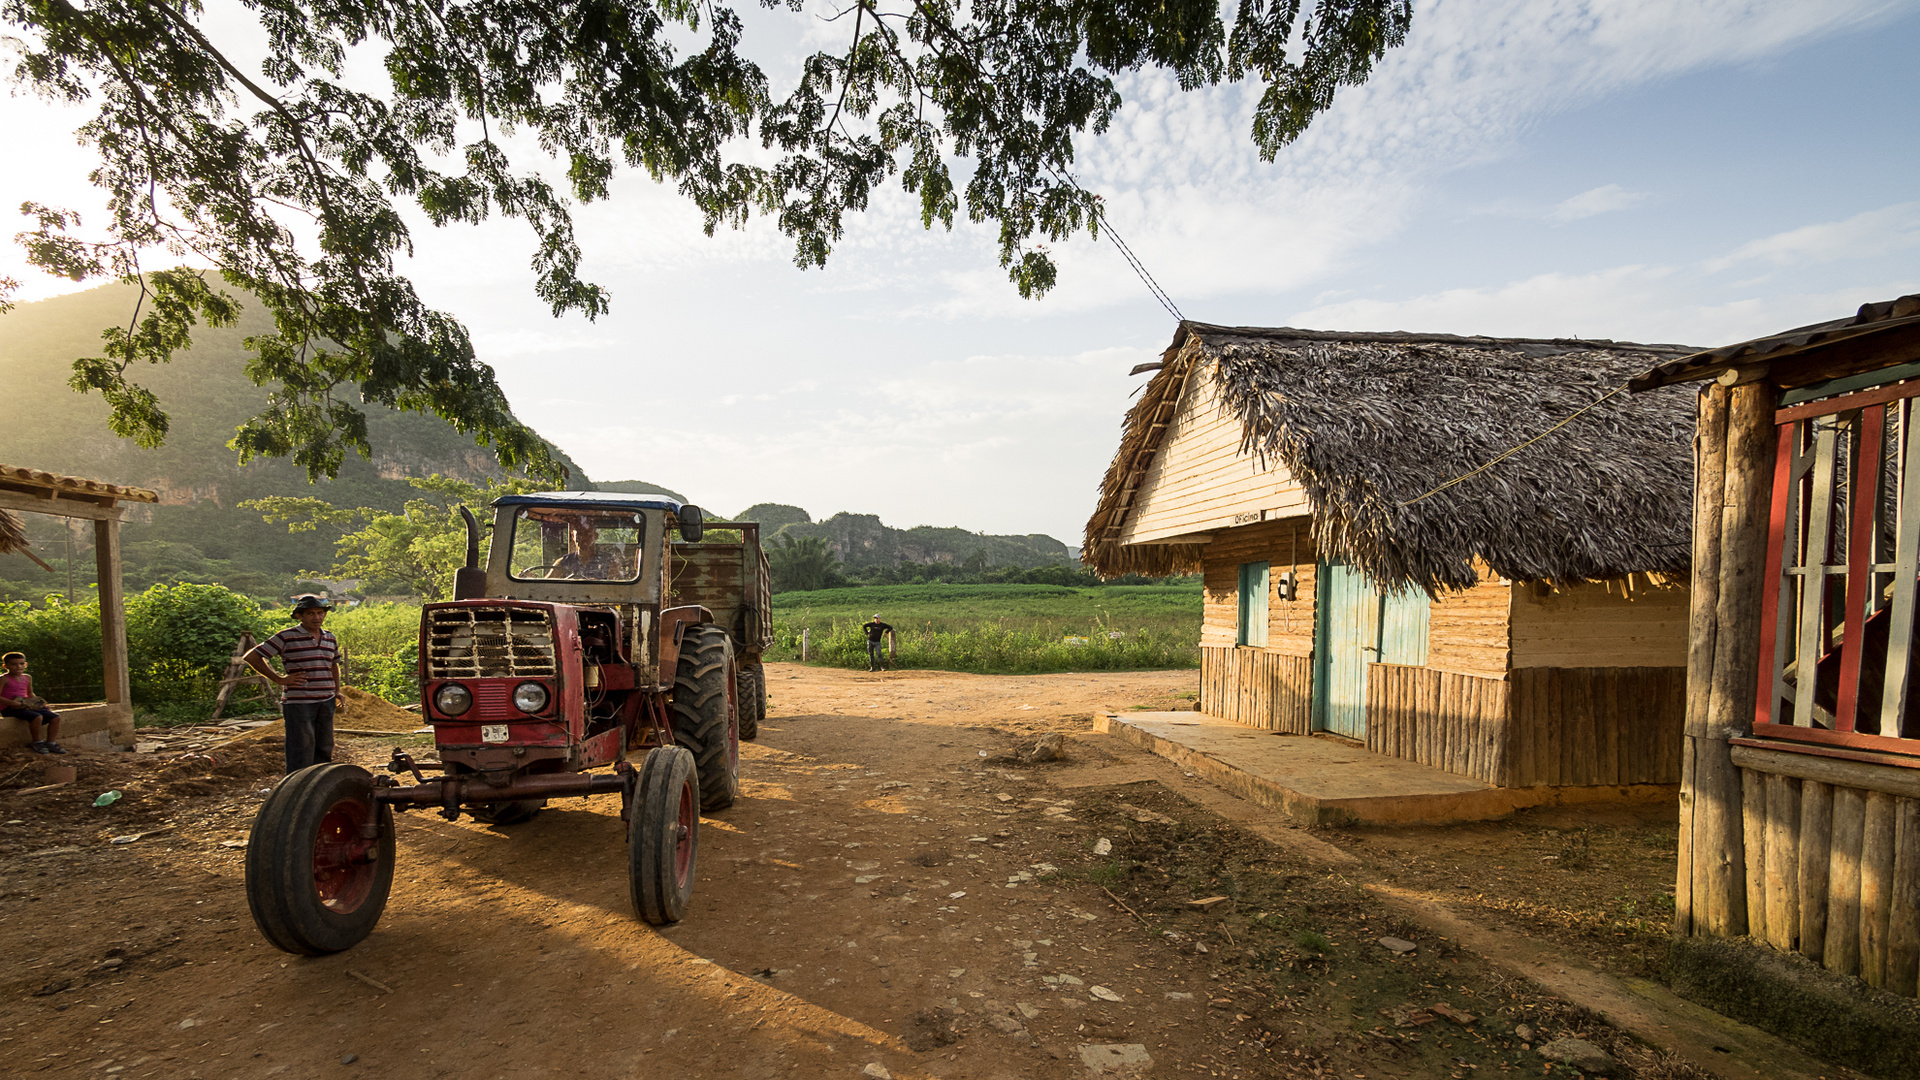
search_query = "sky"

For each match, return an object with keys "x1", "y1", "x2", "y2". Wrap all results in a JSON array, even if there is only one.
[{"x1": 3, "y1": 0, "x2": 1919, "y2": 546}]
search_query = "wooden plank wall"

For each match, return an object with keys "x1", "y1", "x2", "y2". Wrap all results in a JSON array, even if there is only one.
[
  {"x1": 1509, "y1": 667, "x2": 1685, "y2": 786},
  {"x1": 1365, "y1": 663, "x2": 1511, "y2": 784},
  {"x1": 1120, "y1": 357, "x2": 1312, "y2": 544},
  {"x1": 1199, "y1": 645, "x2": 1312, "y2": 734},
  {"x1": 1734, "y1": 770, "x2": 1920, "y2": 998},
  {"x1": 1200, "y1": 519, "x2": 1317, "y2": 656},
  {"x1": 1428, "y1": 573, "x2": 1512, "y2": 679},
  {"x1": 1510, "y1": 580, "x2": 1690, "y2": 669}
]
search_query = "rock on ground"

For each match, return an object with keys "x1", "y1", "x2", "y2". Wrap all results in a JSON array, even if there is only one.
[{"x1": 1536, "y1": 1036, "x2": 1614, "y2": 1075}]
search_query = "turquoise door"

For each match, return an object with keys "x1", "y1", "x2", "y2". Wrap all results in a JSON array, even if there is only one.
[
  {"x1": 1237, "y1": 562, "x2": 1269, "y2": 647},
  {"x1": 1313, "y1": 561, "x2": 1429, "y2": 739}
]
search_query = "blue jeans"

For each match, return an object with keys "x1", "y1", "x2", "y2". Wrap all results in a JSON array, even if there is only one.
[
  {"x1": 282, "y1": 699, "x2": 336, "y2": 774},
  {"x1": 866, "y1": 640, "x2": 886, "y2": 669}
]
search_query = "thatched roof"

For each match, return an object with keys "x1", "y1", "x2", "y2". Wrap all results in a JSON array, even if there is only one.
[
  {"x1": 1084, "y1": 323, "x2": 1701, "y2": 593},
  {"x1": 0, "y1": 509, "x2": 28, "y2": 557}
]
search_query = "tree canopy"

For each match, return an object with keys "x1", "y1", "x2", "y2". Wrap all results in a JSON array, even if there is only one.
[
  {"x1": 245, "y1": 473, "x2": 541, "y2": 598},
  {"x1": 2, "y1": 0, "x2": 1412, "y2": 478}
]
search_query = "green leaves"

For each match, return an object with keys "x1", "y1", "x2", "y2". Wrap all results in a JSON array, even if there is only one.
[
  {"x1": 245, "y1": 473, "x2": 546, "y2": 599},
  {"x1": 768, "y1": 534, "x2": 843, "y2": 593},
  {"x1": 5, "y1": 0, "x2": 1409, "y2": 474}
]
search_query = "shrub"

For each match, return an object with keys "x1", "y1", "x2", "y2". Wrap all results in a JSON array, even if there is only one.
[
  {"x1": 0, "y1": 596, "x2": 104, "y2": 702},
  {"x1": 125, "y1": 583, "x2": 274, "y2": 707}
]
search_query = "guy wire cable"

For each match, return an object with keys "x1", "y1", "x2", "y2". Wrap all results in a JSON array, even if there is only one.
[
  {"x1": 1047, "y1": 164, "x2": 1185, "y2": 323},
  {"x1": 1398, "y1": 382, "x2": 1631, "y2": 508}
]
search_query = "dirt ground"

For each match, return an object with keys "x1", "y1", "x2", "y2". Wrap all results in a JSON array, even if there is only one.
[{"x1": 0, "y1": 665, "x2": 1793, "y2": 1079}]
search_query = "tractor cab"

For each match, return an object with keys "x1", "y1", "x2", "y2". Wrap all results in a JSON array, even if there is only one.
[{"x1": 452, "y1": 491, "x2": 707, "y2": 688}]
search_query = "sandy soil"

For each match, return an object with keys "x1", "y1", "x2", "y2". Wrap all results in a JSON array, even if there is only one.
[{"x1": 0, "y1": 665, "x2": 1758, "y2": 1079}]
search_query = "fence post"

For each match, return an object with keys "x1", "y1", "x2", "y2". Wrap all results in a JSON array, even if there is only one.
[{"x1": 801, "y1": 627, "x2": 809, "y2": 662}]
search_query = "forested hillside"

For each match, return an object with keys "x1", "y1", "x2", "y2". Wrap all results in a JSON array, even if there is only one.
[
  {"x1": 731, "y1": 504, "x2": 1071, "y2": 571},
  {"x1": 0, "y1": 283, "x2": 1081, "y2": 601},
  {"x1": 0, "y1": 281, "x2": 589, "y2": 598}
]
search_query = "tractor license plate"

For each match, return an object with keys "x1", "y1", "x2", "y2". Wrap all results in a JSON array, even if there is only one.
[{"x1": 481, "y1": 724, "x2": 509, "y2": 744}]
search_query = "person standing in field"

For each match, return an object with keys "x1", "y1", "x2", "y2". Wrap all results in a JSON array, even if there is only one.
[
  {"x1": 245, "y1": 595, "x2": 346, "y2": 774},
  {"x1": 861, "y1": 614, "x2": 894, "y2": 672}
]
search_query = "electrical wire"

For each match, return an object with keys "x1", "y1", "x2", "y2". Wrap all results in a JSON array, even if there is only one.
[{"x1": 1046, "y1": 165, "x2": 1184, "y2": 323}]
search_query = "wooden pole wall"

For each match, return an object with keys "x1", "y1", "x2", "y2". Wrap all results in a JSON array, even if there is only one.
[{"x1": 1730, "y1": 763, "x2": 1920, "y2": 997}]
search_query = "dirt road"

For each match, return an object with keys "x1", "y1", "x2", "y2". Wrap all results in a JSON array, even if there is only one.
[{"x1": 0, "y1": 666, "x2": 1756, "y2": 1079}]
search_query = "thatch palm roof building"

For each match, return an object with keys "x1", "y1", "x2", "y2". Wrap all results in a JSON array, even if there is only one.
[{"x1": 1087, "y1": 323, "x2": 1701, "y2": 794}]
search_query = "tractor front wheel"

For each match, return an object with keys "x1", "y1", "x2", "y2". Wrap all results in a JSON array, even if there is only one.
[
  {"x1": 736, "y1": 663, "x2": 765, "y2": 741},
  {"x1": 672, "y1": 624, "x2": 739, "y2": 810},
  {"x1": 630, "y1": 745, "x2": 699, "y2": 925},
  {"x1": 245, "y1": 763, "x2": 395, "y2": 955}
]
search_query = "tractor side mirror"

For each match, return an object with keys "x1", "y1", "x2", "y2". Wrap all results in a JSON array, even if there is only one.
[{"x1": 678, "y1": 505, "x2": 705, "y2": 543}]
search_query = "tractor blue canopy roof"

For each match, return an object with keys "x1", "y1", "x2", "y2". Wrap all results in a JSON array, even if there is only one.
[{"x1": 491, "y1": 491, "x2": 686, "y2": 513}]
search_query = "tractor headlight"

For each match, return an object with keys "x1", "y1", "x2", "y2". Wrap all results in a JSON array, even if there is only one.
[
  {"x1": 512, "y1": 681, "x2": 550, "y2": 714},
  {"x1": 434, "y1": 683, "x2": 473, "y2": 717}
]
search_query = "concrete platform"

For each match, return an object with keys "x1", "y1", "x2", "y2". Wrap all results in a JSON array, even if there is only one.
[{"x1": 1096, "y1": 711, "x2": 1676, "y2": 826}]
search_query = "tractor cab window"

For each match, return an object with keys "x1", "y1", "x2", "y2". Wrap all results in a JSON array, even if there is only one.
[{"x1": 508, "y1": 508, "x2": 646, "y2": 582}]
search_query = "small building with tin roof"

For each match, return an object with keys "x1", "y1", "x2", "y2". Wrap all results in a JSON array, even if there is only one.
[{"x1": 1632, "y1": 293, "x2": 1920, "y2": 1007}]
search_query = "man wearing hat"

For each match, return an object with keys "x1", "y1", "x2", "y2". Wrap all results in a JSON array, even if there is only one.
[
  {"x1": 245, "y1": 595, "x2": 347, "y2": 774},
  {"x1": 860, "y1": 613, "x2": 894, "y2": 672}
]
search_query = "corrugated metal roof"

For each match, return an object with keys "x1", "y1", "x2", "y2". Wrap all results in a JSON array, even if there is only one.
[
  {"x1": 1630, "y1": 294, "x2": 1920, "y2": 391},
  {"x1": 0, "y1": 464, "x2": 158, "y2": 503}
]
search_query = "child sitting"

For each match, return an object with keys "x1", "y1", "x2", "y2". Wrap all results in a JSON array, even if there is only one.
[{"x1": 2, "y1": 651, "x2": 64, "y2": 754}]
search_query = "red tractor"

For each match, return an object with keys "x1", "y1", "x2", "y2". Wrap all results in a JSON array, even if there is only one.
[{"x1": 245, "y1": 492, "x2": 757, "y2": 954}]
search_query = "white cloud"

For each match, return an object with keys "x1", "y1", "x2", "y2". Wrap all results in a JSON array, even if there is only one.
[
  {"x1": 1290, "y1": 265, "x2": 1920, "y2": 347},
  {"x1": 1706, "y1": 201, "x2": 1920, "y2": 271},
  {"x1": 1548, "y1": 184, "x2": 1652, "y2": 223}
]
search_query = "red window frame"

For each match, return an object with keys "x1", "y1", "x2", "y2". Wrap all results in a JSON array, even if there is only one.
[{"x1": 1751, "y1": 378, "x2": 1920, "y2": 761}]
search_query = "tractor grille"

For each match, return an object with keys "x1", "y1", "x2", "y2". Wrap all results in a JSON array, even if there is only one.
[{"x1": 426, "y1": 607, "x2": 557, "y2": 679}]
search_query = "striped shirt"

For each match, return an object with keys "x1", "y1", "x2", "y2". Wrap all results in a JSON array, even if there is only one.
[{"x1": 256, "y1": 627, "x2": 340, "y2": 703}]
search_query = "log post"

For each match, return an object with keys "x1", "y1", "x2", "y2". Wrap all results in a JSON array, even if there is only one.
[
  {"x1": 1687, "y1": 380, "x2": 1772, "y2": 938},
  {"x1": 1678, "y1": 383, "x2": 1730, "y2": 936},
  {"x1": 1888, "y1": 795, "x2": 1920, "y2": 997},
  {"x1": 93, "y1": 515, "x2": 132, "y2": 747},
  {"x1": 1762, "y1": 772, "x2": 1801, "y2": 951},
  {"x1": 1859, "y1": 790, "x2": 1896, "y2": 989},
  {"x1": 1800, "y1": 780, "x2": 1833, "y2": 965},
  {"x1": 1742, "y1": 770, "x2": 1769, "y2": 943},
  {"x1": 1825, "y1": 786, "x2": 1867, "y2": 976}
]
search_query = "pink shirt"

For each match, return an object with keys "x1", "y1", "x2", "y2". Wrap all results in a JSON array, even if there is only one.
[{"x1": 2, "y1": 675, "x2": 30, "y2": 700}]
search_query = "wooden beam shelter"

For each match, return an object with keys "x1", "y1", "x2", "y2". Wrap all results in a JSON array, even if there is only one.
[{"x1": 0, "y1": 464, "x2": 157, "y2": 750}]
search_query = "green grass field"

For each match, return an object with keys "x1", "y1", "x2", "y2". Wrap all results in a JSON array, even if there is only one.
[{"x1": 769, "y1": 582, "x2": 1202, "y2": 674}]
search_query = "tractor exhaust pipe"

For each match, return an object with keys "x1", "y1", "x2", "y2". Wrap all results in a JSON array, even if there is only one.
[{"x1": 452, "y1": 505, "x2": 487, "y2": 600}]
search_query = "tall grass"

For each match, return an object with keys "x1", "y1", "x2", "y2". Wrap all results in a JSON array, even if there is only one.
[{"x1": 770, "y1": 583, "x2": 1201, "y2": 674}]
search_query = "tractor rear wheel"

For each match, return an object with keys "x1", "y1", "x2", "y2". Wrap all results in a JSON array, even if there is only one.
[
  {"x1": 672, "y1": 624, "x2": 739, "y2": 811},
  {"x1": 630, "y1": 745, "x2": 699, "y2": 925},
  {"x1": 469, "y1": 799, "x2": 545, "y2": 826},
  {"x1": 736, "y1": 663, "x2": 764, "y2": 741},
  {"x1": 245, "y1": 763, "x2": 395, "y2": 955}
]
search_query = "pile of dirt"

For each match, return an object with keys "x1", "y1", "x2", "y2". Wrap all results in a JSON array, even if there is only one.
[{"x1": 335, "y1": 686, "x2": 422, "y2": 731}]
